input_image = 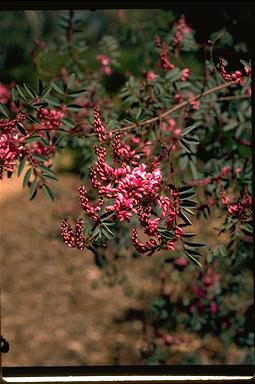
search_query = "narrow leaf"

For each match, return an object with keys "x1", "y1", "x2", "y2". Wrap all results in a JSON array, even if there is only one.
[
  {"x1": 60, "y1": 117, "x2": 75, "y2": 127},
  {"x1": 68, "y1": 89, "x2": 87, "y2": 97},
  {"x1": 184, "y1": 241, "x2": 205, "y2": 248},
  {"x1": 42, "y1": 184, "x2": 55, "y2": 202},
  {"x1": 179, "y1": 139, "x2": 192, "y2": 153},
  {"x1": 38, "y1": 78, "x2": 43, "y2": 96},
  {"x1": 16, "y1": 123, "x2": 26, "y2": 136},
  {"x1": 41, "y1": 174, "x2": 59, "y2": 182},
  {"x1": 181, "y1": 121, "x2": 201, "y2": 137},
  {"x1": 179, "y1": 185, "x2": 194, "y2": 193},
  {"x1": 182, "y1": 233, "x2": 196, "y2": 238},
  {"x1": 67, "y1": 73, "x2": 76, "y2": 90},
  {"x1": 179, "y1": 210, "x2": 192, "y2": 226},
  {"x1": 27, "y1": 114, "x2": 40, "y2": 124},
  {"x1": 18, "y1": 158, "x2": 26, "y2": 177},
  {"x1": 179, "y1": 191, "x2": 196, "y2": 200},
  {"x1": 16, "y1": 85, "x2": 27, "y2": 101},
  {"x1": 29, "y1": 178, "x2": 38, "y2": 200},
  {"x1": 23, "y1": 83, "x2": 37, "y2": 98},
  {"x1": 0, "y1": 103, "x2": 9, "y2": 118},
  {"x1": 32, "y1": 154, "x2": 48, "y2": 163},
  {"x1": 23, "y1": 168, "x2": 32, "y2": 188},
  {"x1": 51, "y1": 82, "x2": 65, "y2": 95},
  {"x1": 24, "y1": 136, "x2": 41, "y2": 144},
  {"x1": 185, "y1": 252, "x2": 202, "y2": 268},
  {"x1": 181, "y1": 135, "x2": 200, "y2": 144},
  {"x1": 38, "y1": 164, "x2": 56, "y2": 176},
  {"x1": 40, "y1": 85, "x2": 52, "y2": 98}
]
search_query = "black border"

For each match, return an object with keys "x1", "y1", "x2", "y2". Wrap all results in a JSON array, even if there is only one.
[
  {"x1": 2, "y1": 365, "x2": 255, "y2": 377},
  {"x1": 1, "y1": 1, "x2": 255, "y2": 381}
]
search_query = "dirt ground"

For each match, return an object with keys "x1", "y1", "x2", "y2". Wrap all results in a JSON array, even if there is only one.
[{"x1": 0, "y1": 172, "x2": 250, "y2": 366}]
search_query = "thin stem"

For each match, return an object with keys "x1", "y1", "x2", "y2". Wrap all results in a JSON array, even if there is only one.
[{"x1": 99, "y1": 80, "x2": 236, "y2": 136}]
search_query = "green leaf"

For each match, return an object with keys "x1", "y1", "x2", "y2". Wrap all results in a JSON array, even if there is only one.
[
  {"x1": 181, "y1": 135, "x2": 200, "y2": 144},
  {"x1": 44, "y1": 96, "x2": 62, "y2": 107},
  {"x1": 60, "y1": 117, "x2": 75, "y2": 127},
  {"x1": 240, "y1": 59, "x2": 251, "y2": 70},
  {"x1": 0, "y1": 103, "x2": 9, "y2": 118},
  {"x1": 33, "y1": 102, "x2": 48, "y2": 108},
  {"x1": 42, "y1": 184, "x2": 55, "y2": 202},
  {"x1": 179, "y1": 185, "x2": 194, "y2": 193},
  {"x1": 67, "y1": 104, "x2": 83, "y2": 111},
  {"x1": 22, "y1": 168, "x2": 32, "y2": 188},
  {"x1": 27, "y1": 114, "x2": 40, "y2": 124},
  {"x1": 16, "y1": 123, "x2": 26, "y2": 136},
  {"x1": 29, "y1": 178, "x2": 38, "y2": 200},
  {"x1": 40, "y1": 85, "x2": 52, "y2": 99},
  {"x1": 41, "y1": 174, "x2": 59, "y2": 182},
  {"x1": 54, "y1": 135, "x2": 64, "y2": 146},
  {"x1": 68, "y1": 89, "x2": 87, "y2": 97},
  {"x1": 38, "y1": 164, "x2": 56, "y2": 176},
  {"x1": 100, "y1": 211, "x2": 115, "y2": 221},
  {"x1": 11, "y1": 88, "x2": 18, "y2": 102},
  {"x1": 179, "y1": 191, "x2": 196, "y2": 200},
  {"x1": 23, "y1": 83, "x2": 37, "y2": 98},
  {"x1": 184, "y1": 247, "x2": 202, "y2": 256},
  {"x1": 51, "y1": 82, "x2": 65, "y2": 95},
  {"x1": 180, "y1": 199, "x2": 197, "y2": 208},
  {"x1": 190, "y1": 161, "x2": 198, "y2": 180},
  {"x1": 223, "y1": 120, "x2": 238, "y2": 132},
  {"x1": 184, "y1": 241, "x2": 205, "y2": 248},
  {"x1": 185, "y1": 252, "x2": 202, "y2": 268},
  {"x1": 16, "y1": 84, "x2": 27, "y2": 102},
  {"x1": 38, "y1": 78, "x2": 43, "y2": 96},
  {"x1": 179, "y1": 209, "x2": 192, "y2": 226},
  {"x1": 181, "y1": 121, "x2": 202, "y2": 137},
  {"x1": 24, "y1": 136, "x2": 41, "y2": 144},
  {"x1": 182, "y1": 233, "x2": 196, "y2": 238},
  {"x1": 32, "y1": 154, "x2": 48, "y2": 163},
  {"x1": 179, "y1": 139, "x2": 192, "y2": 153},
  {"x1": 182, "y1": 207, "x2": 195, "y2": 216},
  {"x1": 18, "y1": 158, "x2": 26, "y2": 177},
  {"x1": 67, "y1": 73, "x2": 76, "y2": 90}
]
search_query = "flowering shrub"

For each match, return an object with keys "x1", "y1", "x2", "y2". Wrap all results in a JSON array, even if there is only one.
[{"x1": 1, "y1": 10, "x2": 252, "y2": 364}]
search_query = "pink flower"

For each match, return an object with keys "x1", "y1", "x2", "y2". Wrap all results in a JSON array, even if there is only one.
[
  {"x1": 189, "y1": 99, "x2": 200, "y2": 110},
  {"x1": 210, "y1": 301, "x2": 218, "y2": 314},
  {"x1": 174, "y1": 128, "x2": 181, "y2": 137},
  {"x1": 160, "y1": 118, "x2": 175, "y2": 132},
  {"x1": 146, "y1": 71, "x2": 158, "y2": 82},
  {"x1": 180, "y1": 68, "x2": 189, "y2": 81},
  {"x1": 174, "y1": 257, "x2": 188, "y2": 267}
]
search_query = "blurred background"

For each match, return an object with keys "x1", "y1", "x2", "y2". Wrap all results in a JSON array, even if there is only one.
[{"x1": 0, "y1": 7, "x2": 253, "y2": 366}]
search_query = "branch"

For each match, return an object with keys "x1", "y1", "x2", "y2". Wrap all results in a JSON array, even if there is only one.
[{"x1": 84, "y1": 80, "x2": 236, "y2": 137}]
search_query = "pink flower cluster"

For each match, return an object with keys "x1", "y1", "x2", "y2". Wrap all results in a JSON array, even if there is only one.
[
  {"x1": 96, "y1": 55, "x2": 112, "y2": 75},
  {"x1": 37, "y1": 108, "x2": 64, "y2": 130},
  {"x1": 173, "y1": 15, "x2": 191, "y2": 48},
  {"x1": 0, "y1": 113, "x2": 27, "y2": 178},
  {"x1": 190, "y1": 263, "x2": 221, "y2": 314},
  {"x1": 220, "y1": 186, "x2": 252, "y2": 218},
  {"x1": 159, "y1": 43, "x2": 175, "y2": 72},
  {"x1": 160, "y1": 118, "x2": 181, "y2": 152},
  {"x1": 219, "y1": 57, "x2": 250, "y2": 85},
  {"x1": 61, "y1": 218, "x2": 85, "y2": 250},
  {"x1": 180, "y1": 68, "x2": 189, "y2": 81},
  {"x1": 61, "y1": 108, "x2": 185, "y2": 256}
]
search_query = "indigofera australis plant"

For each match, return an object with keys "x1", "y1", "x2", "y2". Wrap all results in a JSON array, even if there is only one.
[
  {"x1": 0, "y1": 10, "x2": 252, "y2": 363},
  {"x1": 0, "y1": 12, "x2": 251, "y2": 266}
]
